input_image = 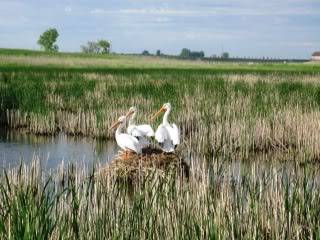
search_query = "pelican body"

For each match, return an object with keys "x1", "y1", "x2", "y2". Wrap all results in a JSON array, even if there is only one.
[
  {"x1": 151, "y1": 103, "x2": 180, "y2": 152},
  {"x1": 110, "y1": 116, "x2": 142, "y2": 154},
  {"x1": 126, "y1": 107, "x2": 154, "y2": 148}
]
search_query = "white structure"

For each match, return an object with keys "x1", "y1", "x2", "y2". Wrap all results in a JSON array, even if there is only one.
[{"x1": 311, "y1": 52, "x2": 320, "y2": 61}]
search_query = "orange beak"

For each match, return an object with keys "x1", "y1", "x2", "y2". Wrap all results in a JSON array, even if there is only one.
[
  {"x1": 126, "y1": 110, "x2": 134, "y2": 118},
  {"x1": 109, "y1": 121, "x2": 120, "y2": 130},
  {"x1": 150, "y1": 107, "x2": 166, "y2": 121}
]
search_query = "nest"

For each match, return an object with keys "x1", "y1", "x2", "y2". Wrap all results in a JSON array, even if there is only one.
[{"x1": 98, "y1": 147, "x2": 189, "y2": 183}]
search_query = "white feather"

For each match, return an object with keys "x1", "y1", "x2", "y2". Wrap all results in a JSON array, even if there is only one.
[
  {"x1": 155, "y1": 124, "x2": 176, "y2": 153},
  {"x1": 153, "y1": 103, "x2": 180, "y2": 153},
  {"x1": 128, "y1": 124, "x2": 154, "y2": 138},
  {"x1": 116, "y1": 133, "x2": 142, "y2": 153},
  {"x1": 126, "y1": 107, "x2": 155, "y2": 149},
  {"x1": 155, "y1": 124, "x2": 170, "y2": 143},
  {"x1": 169, "y1": 123, "x2": 180, "y2": 145},
  {"x1": 113, "y1": 115, "x2": 142, "y2": 154},
  {"x1": 137, "y1": 136, "x2": 150, "y2": 149}
]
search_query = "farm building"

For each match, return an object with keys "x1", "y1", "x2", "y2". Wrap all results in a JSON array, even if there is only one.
[{"x1": 311, "y1": 52, "x2": 320, "y2": 61}]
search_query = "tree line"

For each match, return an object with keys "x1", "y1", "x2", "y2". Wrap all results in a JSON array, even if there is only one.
[
  {"x1": 80, "y1": 40, "x2": 110, "y2": 54},
  {"x1": 37, "y1": 28, "x2": 230, "y2": 59},
  {"x1": 37, "y1": 28, "x2": 111, "y2": 54},
  {"x1": 141, "y1": 48, "x2": 230, "y2": 59}
]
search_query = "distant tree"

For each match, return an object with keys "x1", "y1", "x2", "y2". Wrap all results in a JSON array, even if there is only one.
[
  {"x1": 80, "y1": 41, "x2": 101, "y2": 54},
  {"x1": 180, "y1": 48, "x2": 191, "y2": 58},
  {"x1": 180, "y1": 48, "x2": 205, "y2": 59},
  {"x1": 98, "y1": 40, "x2": 110, "y2": 54},
  {"x1": 196, "y1": 51, "x2": 205, "y2": 58},
  {"x1": 142, "y1": 50, "x2": 150, "y2": 56},
  {"x1": 80, "y1": 45, "x2": 89, "y2": 53},
  {"x1": 84, "y1": 41, "x2": 100, "y2": 54},
  {"x1": 37, "y1": 28, "x2": 59, "y2": 52},
  {"x1": 156, "y1": 50, "x2": 161, "y2": 56},
  {"x1": 221, "y1": 52, "x2": 229, "y2": 58},
  {"x1": 81, "y1": 40, "x2": 110, "y2": 54}
]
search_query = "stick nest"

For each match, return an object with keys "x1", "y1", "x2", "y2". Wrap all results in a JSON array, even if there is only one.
[{"x1": 99, "y1": 147, "x2": 189, "y2": 183}]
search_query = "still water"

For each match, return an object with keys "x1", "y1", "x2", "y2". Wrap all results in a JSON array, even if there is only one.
[
  {"x1": 0, "y1": 128, "x2": 118, "y2": 169},
  {"x1": 0, "y1": 129, "x2": 319, "y2": 184}
]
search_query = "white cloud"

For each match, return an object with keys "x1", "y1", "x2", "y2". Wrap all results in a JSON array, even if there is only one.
[
  {"x1": 90, "y1": 8, "x2": 108, "y2": 15},
  {"x1": 119, "y1": 8, "x2": 197, "y2": 15},
  {"x1": 89, "y1": 6, "x2": 319, "y2": 17},
  {"x1": 284, "y1": 41, "x2": 319, "y2": 47},
  {"x1": 64, "y1": 6, "x2": 72, "y2": 13},
  {"x1": 155, "y1": 17, "x2": 170, "y2": 23},
  {"x1": 0, "y1": 0, "x2": 318, "y2": 58},
  {"x1": 90, "y1": 8, "x2": 196, "y2": 16},
  {"x1": 183, "y1": 31, "x2": 243, "y2": 41}
]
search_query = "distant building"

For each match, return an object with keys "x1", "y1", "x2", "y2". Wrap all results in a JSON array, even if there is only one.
[{"x1": 311, "y1": 52, "x2": 320, "y2": 61}]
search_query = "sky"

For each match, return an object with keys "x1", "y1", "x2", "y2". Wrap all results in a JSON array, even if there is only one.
[{"x1": 0, "y1": 0, "x2": 319, "y2": 58}]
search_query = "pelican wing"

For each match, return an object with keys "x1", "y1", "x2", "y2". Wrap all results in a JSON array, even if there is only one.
[
  {"x1": 155, "y1": 124, "x2": 174, "y2": 152},
  {"x1": 128, "y1": 124, "x2": 154, "y2": 138},
  {"x1": 117, "y1": 133, "x2": 142, "y2": 153},
  {"x1": 169, "y1": 124, "x2": 180, "y2": 145},
  {"x1": 127, "y1": 125, "x2": 143, "y2": 137},
  {"x1": 162, "y1": 140, "x2": 175, "y2": 152},
  {"x1": 136, "y1": 124, "x2": 155, "y2": 137},
  {"x1": 138, "y1": 136, "x2": 151, "y2": 148},
  {"x1": 155, "y1": 124, "x2": 170, "y2": 143}
]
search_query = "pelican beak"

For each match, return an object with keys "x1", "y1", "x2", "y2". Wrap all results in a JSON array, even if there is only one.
[
  {"x1": 109, "y1": 120, "x2": 120, "y2": 130},
  {"x1": 150, "y1": 107, "x2": 166, "y2": 121},
  {"x1": 126, "y1": 110, "x2": 134, "y2": 118}
]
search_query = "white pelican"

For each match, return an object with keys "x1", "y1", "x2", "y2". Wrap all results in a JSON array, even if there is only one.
[
  {"x1": 126, "y1": 106, "x2": 154, "y2": 148},
  {"x1": 150, "y1": 103, "x2": 180, "y2": 152},
  {"x1": 110, "y1": 115, "x2": 142, "y2": 155}
]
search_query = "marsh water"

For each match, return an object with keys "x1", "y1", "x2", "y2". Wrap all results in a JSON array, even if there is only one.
[
  {"x1": 0, "y1": 128, "x2": 118, "y2": 169},
  {"x1": 0, "y1": 128, "x2": 319, "y2": 183}
]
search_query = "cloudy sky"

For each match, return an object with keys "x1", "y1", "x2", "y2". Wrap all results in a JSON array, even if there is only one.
[{"x1": 0, "y1": 0, "x2": 319, "y2": 58}]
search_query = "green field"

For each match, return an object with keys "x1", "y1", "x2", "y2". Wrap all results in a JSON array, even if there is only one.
[
  {"x1": 1, "y1": 49, "x2": 320, "y2": 159},
  {"x1": 0, "y1": 49, "x2": 320, "y2": 239}
]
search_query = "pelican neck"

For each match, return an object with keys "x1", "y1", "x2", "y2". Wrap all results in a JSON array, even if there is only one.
[
  {"x1": 129, "y1": 112, "x2": 136, "y2": 126},
  {"x1": 116, "y1": 123, "x2": 126, "y2": 136},
  {"x1": 163, "y1": 108, "x2": 171, "y2": 125}
]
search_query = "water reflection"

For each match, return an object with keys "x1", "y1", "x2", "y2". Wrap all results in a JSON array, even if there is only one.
[
  {"x1": 0, "y1": 128, "x2": 118, "y2": 169},
  {"x1": 0, "y1": 128, "x2": 319, "y2": 184}
]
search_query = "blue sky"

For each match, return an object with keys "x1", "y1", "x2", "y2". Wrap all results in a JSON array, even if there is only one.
[{"x1": 0, "y1": 0, "x2": 319, "y2": 58}]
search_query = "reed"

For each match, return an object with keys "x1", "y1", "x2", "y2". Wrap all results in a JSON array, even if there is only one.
[
  {"x1": 0, "y1": 155, "x2": 319, "y2": 239},
  {"x1": 1, "y1": 49, "x2": 320, "y2": 239},
  {"x1": 1, "y1": 65, "x2": 320, "y2": 162}
]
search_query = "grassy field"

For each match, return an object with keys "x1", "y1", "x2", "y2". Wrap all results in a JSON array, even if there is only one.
[
  {"x1": 0, "y1": 49, "x2": 320, "y2": 239},
  {"x1": 1, "y1": 49, "x2": 320, "y2": 161}
]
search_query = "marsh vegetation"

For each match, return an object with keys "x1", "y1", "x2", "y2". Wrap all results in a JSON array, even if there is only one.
[
  {"x1": 0, "y1": 49, "x2": 320, "y2": 239},
  {"x1": 0, "y1": 156, "x2": 319, "y2": 239}
]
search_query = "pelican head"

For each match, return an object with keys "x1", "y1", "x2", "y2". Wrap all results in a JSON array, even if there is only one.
[
  {"x1": 163, "y1": 102, "x2": 171, "y2": 111},
  {"x1": 150, "y1": 102, "x2": 171, "y2": 121},
  {"x1": 126, "y1": 106, "x2": 137, "y2": 118},
  {"x1": 109, "y1": 115, "x2": 126, "y2": 130}
]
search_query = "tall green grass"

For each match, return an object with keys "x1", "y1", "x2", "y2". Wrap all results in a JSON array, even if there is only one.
[
  {"x1": 0, "y1": 50, "x2": 320, "y2": 239},
  {"x1": 1, "y1": 68, "x2": 320, "y2": 160},
  {"x1": 1, "y1": 70, "x2": 320, "y2": 113},
  {"x1": 0, "y1": 157, "x2": 319, "y2": 239},
  {"x1": 1, "y1": 51, "x2": 320, "y2": 159}
]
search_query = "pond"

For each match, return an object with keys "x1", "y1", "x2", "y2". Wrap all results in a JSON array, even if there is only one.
[
  {"x1": 0, "y1": 128, "x2": 319, "y2": 184},
  {"x1": 0, "y1": 128, "x2": 118, "y2": 169}
]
